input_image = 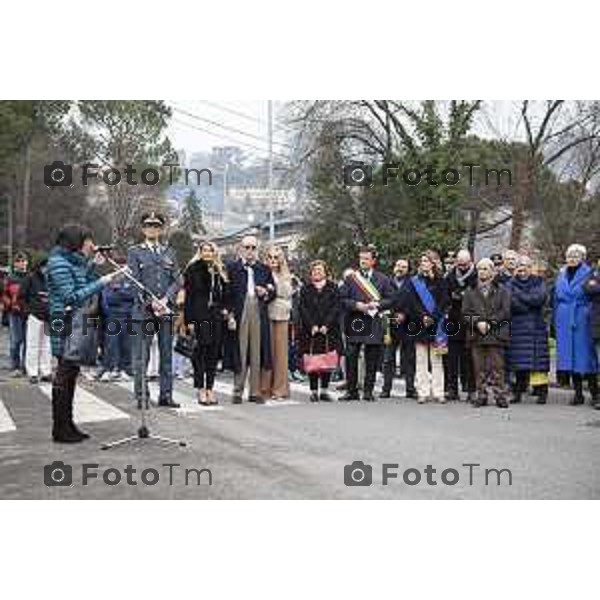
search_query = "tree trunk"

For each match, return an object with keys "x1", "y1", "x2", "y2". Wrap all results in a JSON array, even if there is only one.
[{"x1": 510, "y1": 159, "x2": 532, "y2": 250}]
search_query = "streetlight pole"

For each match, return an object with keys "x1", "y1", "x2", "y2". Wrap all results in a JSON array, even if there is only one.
[{"x1": 267, "y1": 100, "x2": 275, "y2": 241}]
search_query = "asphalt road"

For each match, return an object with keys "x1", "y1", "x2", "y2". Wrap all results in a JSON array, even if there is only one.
[{"x1": 1, "y1": 353, "x2": 599, "y2": 499}]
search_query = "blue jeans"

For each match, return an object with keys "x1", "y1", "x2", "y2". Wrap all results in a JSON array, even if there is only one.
[
  {"x1": 132, "y1": 316, "x2": 173, "y2": 402},
  {"x1": 8, "y1": 313, "x2": 27, "y2": 371},
  {"x1": 102, "y1": 317, "x2": 133, "y2": 373}
]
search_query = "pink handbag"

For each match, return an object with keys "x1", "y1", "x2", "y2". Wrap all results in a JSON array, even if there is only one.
[{"x1": 303, "y1": 336, "x2": 339, "y2": 374}]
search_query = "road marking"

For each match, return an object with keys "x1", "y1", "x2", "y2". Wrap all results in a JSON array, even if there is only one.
[
  {"x1": 0, "y1": 398, "x2": 16, "y2": 433},
  {"x1": 38, "y1": 384, "x2": 130, "y2": 424}
]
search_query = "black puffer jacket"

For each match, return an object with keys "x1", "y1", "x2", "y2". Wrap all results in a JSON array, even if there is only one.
[{"x1": 583, "y1": 267, "x2": 600, "y2": 340}]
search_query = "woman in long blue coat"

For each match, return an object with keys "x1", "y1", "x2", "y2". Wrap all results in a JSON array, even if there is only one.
[
  {"x1": 553, "y1": 244, "x2": 598, "y2": 405},
  {"x1": 47, "y1": 225, "x2": 122, "y2": 442},
  {"x1": 507, "y1": 256, "x2": 550, "y2": 404}
]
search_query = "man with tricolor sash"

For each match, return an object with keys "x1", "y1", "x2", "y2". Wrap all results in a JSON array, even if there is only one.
[{"x1": 339, "y1": 246, "x2": 394, "y2": 401}]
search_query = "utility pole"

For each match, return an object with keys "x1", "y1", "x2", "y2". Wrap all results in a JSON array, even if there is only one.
[{"x1": 267, "y1": 100, "x2": 275, "y2": 241}]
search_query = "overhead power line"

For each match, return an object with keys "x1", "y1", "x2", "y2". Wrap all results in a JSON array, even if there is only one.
[
  {"x1": 171, "y1": 104, "x2": 293, "y2": 150},
  {"x1": 171, "y1": 117, "x2": 290, "y2": 161}
]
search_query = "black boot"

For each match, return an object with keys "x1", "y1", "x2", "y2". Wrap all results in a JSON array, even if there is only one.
[
  {"x1": 536, "y1": 385, "x2": 548, "y2": 405},
  {"x1": 570, "y1": 375, "x2": 585, "y2": 406},
  {"x1": 65, "y1": 393, "x2": 89, "y2": 439},
  {"x1": 588, "y1": 375, "x2": 599, "y2": 407},
  {"x1": 310, "y1": 391, "x2": 319, "y2": 402},
  {"x1": 52, "y1": 391, "x2": 84, "y2": 443}
]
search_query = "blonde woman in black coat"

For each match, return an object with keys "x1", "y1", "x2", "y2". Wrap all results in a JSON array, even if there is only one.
[{"x1": 183, "y1": 241, "x2": 231, "y2": 405}]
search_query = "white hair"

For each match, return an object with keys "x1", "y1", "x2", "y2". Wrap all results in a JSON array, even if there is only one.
[
  {"x1": 566, "y1": 244, "x2": 587, "y2": 259},
  {"x1": 517, "y1": 255, "x2": 533, "y2": 267},
  {"x1": 477, "y1": 258, "x2": 495, "y2": 270},
  {"x1": 456, "y1": 249, "x2": 472, "y2": 262}
]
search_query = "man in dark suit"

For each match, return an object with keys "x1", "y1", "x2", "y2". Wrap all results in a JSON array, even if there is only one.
[
  {"x1": 339, "y1": 246, "x2": 394, "y2": 401},
  {"x1": 381, "y1": 258, "x2": 418, "y2": 398},
  {"x1": 444, "y1": 249, "x2": 478, "y2": 401},
  {"x1": 227, "y1": 235, "x2": 275, "y2": 404}
]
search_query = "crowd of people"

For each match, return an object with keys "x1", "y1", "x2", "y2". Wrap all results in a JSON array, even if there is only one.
[{"x1": 1, "y1": 212, "x2": 600, "y2": 444}]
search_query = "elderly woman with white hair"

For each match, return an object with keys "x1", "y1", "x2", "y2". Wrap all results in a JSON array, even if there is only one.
[
  {"x1": 553, "y1": 244, "x2": 598, "y2": 406},
  {"x1": 507, "y1": 255, "x2": 550, "y2": 404}
]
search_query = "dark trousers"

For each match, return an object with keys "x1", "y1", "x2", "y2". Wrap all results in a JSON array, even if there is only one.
[
  {"x1": 382, "y1": 337, "x2": 416, "y2": 392},
  {"x1": 471, "y1": 345, "x2": 507, "y2": 404},
  {"x1": 102, "y1": 317, "x2": 133, "y2": 373},
  {"x1": 51, "y1": 358, "x2": 80, "y2": 436},
  {"x1": 447, "y1": 339, "x2": 475, "y2": 394},
  {"x1": 346, "y1": 343, "x2": 382, "y2": 394},
  {"x1": 192, "y1": 342, "x2": 219, "y2": 390},
  {"x1": 309, "y1": 371, "x2": 331, "y2": 391},
  {"x1": 132, "y1": 316, "x2": 173, "y2": 402},
  {"x1": 8, "y1": 312, "x2": 27, "y2": 371}
]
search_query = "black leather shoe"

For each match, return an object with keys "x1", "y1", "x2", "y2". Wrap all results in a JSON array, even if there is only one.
[
  {"x1": 446, "y1": 391, "x2": 460, "y2": 402},
  {"x1": 310, "y1": 392, "x2": 319, "y2": 402},
  {"x1": 319, "y1": 391, "x2": 334, "y2": 402},
  {"x1": 569, "y1": 394, "x2": 585, "y2": 406},
  {"x1": 158, "y1": 399, "x2": 180, "y2": 408},
  {"x1": 363, "y1": 392, "x2": 375, "y2": 402},
  {"x1": 249, "y1": 396, "x2": 265, "y2": 404},
  {"x1": 232, "y1": 396, "x2": 242, "y2": 404},
  {"x1": 379, "y1": 390, "x2": 391, "y2": 399},
  {"x1": 496, "y1": 400, "x2": 509, "y2": 409},
  {"x1": 405, "y1": 389, "x2": 417, "y2": 399},
  {"x1": 339, "y1": 392, "x2": 360, "y2": 401}
]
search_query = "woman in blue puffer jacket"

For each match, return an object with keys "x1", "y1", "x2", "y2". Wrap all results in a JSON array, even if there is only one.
[
  {"x1": 507, "y1": 256, "x2": 550, "y2": 404},
  {"x1": 47, "y1": 224, "x2": 124, "y2": 443}
]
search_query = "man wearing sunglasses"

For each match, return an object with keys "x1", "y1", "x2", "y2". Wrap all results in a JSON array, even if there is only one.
[
  {"x1": 227, "y1": 235, "x2": 276, "y2": 404},
  {"x1": 127, "y1": 212, "x2": 183, "y2": 408}
]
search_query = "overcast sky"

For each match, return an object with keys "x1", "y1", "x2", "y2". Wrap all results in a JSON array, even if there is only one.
[{"x1": 166, "y1": 100, "x2": 539, "y2": 161}]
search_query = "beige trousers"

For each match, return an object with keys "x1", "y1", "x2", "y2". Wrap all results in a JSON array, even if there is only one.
[
  {"x1": 261, "y1": 320, "x2": 290, "y2": 398},
  {"x1": 415, "y1": 343, "x2": 445, "y2": 400},
  {"x1": 234, "y1": 296, "x2": 261, "y2": 398}
]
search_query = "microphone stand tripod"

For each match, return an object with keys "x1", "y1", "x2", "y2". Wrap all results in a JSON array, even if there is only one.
[{"x1": 99, "y1": 253, "x2": 187, "y2": 451}]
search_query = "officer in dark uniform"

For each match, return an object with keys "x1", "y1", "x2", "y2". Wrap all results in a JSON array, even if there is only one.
[{"x1": 127, "y1": 212, "x2": 182, "y2": 408}]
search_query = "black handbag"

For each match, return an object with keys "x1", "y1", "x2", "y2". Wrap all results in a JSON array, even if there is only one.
[
  {"x1": 174, "y1": 333, "x2": 197, "y2": 359},
  {"x1": 62, "y1": 296, "x2": 100, "y2": 366}
]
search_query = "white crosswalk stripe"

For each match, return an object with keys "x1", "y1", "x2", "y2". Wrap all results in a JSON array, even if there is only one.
[
  {"x1": 0, "y1": 398, "x2": 16, "y2": 433},
  {"x1": 38, "y1": 383, "x2": 130, "y2": 424}
]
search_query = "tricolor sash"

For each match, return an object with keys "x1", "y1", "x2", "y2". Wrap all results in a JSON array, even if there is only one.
[{"x1": 350, "y1": 271, "x2": 381, "y2": 302}]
